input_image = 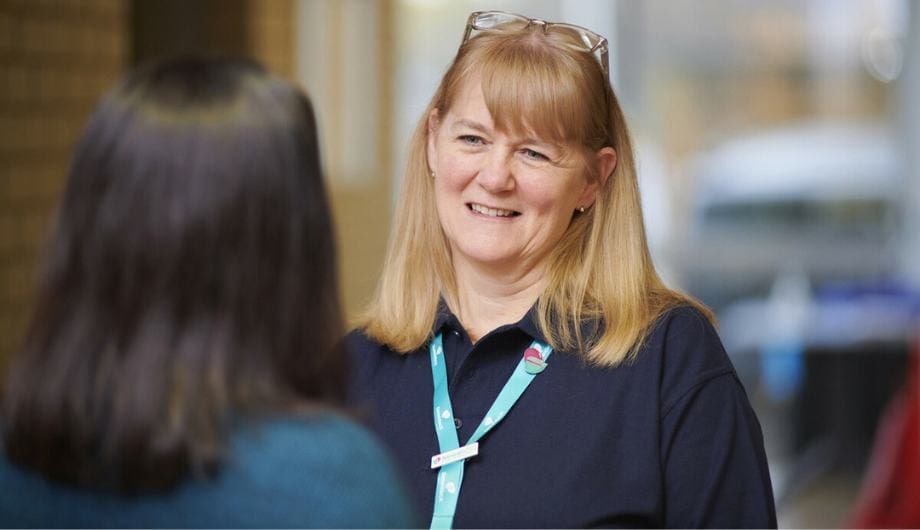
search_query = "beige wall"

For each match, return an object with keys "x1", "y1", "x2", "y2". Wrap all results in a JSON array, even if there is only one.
[
  {"x1": 246, "y1": 0, "x2": 296, "y2": 78},
  {"x1": 295, "y1": 0, "x2": 395, "y2": 320}
]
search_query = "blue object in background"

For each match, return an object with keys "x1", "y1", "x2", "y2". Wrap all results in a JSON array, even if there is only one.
[{"x1": 761, "y1": 340, "x2": 806, "y2": 402}]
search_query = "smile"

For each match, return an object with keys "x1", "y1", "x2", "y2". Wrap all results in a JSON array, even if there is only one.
[{"x1": 468, "y1": 203, "x2": 521, "y2": 218}]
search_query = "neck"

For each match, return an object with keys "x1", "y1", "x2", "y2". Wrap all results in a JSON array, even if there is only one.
[{"x1": 452, "y1": 259, "x2": 548, "y2": 343}]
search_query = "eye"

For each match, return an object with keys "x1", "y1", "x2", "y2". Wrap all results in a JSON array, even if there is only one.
[
  {"x1": 521, "y1": 148, "x2": 549, "y2": 162},
  {"x1": 458, "y1": 135, "x2": 485, "y2": 146}
]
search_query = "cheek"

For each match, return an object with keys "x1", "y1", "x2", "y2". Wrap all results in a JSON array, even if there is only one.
[
  {"x1": 438, "y1": 152, "x2": 476, "y2": 191},
  {"x1": 433, "y1": 166, "x2": 466, "y2": 217},
  {"x1": 525, "y1": 180, "x2": 579, "y2": 214},
  {"x1": 520, "y1": 176, "x2": 587, "y2": 233}
]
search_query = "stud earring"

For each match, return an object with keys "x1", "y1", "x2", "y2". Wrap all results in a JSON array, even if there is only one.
[
  {"x1": 578, "y1": 207, "x2": 585, "y2": 213},
  {"x1": 431, "y1": 170, "x2": 436, "y2": 178}
]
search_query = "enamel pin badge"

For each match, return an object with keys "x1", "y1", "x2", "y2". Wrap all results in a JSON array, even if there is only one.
[{"x1": 523, "y1": 347, "x2": 547, "y2": 374}]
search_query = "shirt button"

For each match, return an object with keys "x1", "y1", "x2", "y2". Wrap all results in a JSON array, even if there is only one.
[{"x1": 454, "y1": 418, "x2": 463, "y2": 429}]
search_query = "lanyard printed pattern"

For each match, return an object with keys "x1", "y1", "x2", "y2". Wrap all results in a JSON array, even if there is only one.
[{"x1": 429, "y1": 332, "x2": 553, "y2": 529}]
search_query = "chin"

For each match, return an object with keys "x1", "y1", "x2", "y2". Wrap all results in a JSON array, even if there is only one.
[{"x1": 456, "y1": 248, "x2": 522, "y2": 269}]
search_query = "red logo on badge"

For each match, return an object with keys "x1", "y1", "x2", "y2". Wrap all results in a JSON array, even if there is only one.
[{"x1": 524, "y1": 347, "x2": 547, "y2": 374}]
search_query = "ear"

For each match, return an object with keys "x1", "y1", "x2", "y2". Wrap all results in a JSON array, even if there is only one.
[
  {"x1": 577, "y1": 147, "x2": 617, "y2": 208},
  {"x1": 426, "y1": 109, "x2": 441, "y2": 174}
]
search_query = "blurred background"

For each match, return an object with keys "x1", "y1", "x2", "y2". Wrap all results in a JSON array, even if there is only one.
[{"x1": 1, "y1": 0, "x2": 918, "y2": 526}]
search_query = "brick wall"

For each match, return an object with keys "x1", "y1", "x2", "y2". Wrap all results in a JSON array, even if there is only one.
[
  {"x1": 0, "y1": 0, "x2": 296, "y2": 373},
  {"x1": 0, "y1": 0, "x2": 128, "y2": 372}
]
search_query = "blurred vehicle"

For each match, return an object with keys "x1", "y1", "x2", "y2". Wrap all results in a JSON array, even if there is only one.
[
  {"x1": 674, "y1": 121, "x2": 920, "y2": 505},
  {"x1": 675, "y1": 121, "x2": 903, "y2": 313}
]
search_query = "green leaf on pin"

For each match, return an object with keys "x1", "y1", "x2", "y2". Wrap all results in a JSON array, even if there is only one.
[{"x1": 523, "y1": 347, "x2": 547, "y2": 374}]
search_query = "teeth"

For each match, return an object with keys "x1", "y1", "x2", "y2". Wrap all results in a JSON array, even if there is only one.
[{"x1": 470, "y1": 203, "x2": 516, "y2": 217}]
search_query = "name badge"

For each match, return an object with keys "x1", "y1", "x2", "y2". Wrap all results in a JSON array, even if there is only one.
[{"x1": 431, "y1": 442, "x2": 479, "y2": 469}]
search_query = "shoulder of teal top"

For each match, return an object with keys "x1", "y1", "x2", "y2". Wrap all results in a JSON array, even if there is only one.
[{"x1": 228, "y1": 413, "x2": 421, "y2": 527}]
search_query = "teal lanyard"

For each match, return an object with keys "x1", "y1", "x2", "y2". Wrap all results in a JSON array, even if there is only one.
[{"x1": 428, "y1": 332, "x2": 553, "y2": 530}]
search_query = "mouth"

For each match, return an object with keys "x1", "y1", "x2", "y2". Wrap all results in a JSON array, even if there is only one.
[{"x1": 467, "y1": 203, "x2": 521, "y2": 218}]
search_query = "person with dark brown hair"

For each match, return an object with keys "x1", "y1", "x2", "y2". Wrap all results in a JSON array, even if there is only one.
[{"x1": 0, "y1": 56, "x2": 415, "y2": 528}]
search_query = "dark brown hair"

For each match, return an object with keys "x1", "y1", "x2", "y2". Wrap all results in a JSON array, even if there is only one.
[{"x1": 1, "y1": 56, "x2": 346, "y2": 492}]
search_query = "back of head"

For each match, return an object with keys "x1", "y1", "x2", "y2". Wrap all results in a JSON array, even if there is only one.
[{"x1": 2, "y1": 56, "x2": 344, "y2": 492}]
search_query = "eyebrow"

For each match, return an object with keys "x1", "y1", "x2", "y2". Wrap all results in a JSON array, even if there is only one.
[
  {"x1": 450, "y1": 119, "x2": 555, "y2": 146},
  {"x1": 520, "y1": 136, "x2": 554, "y2": 149},
  {"x1": 450, "y1": 119, "x2": 491, "y2": 135},
  {"x1": 450, "y1": 119, "x2": 558, "y2": 151}
]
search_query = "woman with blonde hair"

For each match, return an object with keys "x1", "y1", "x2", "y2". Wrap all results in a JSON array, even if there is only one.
[{"x1": 349, "y1": 11, "x2": 776, "y2": 529}]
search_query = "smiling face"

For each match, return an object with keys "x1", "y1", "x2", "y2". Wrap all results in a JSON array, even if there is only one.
[{"x1": 427, "y1": 77, "x2": 602, "y2": 276}]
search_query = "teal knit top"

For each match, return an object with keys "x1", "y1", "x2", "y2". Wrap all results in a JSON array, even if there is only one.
[{"x1": 0, "y1": 415, "x2": 418, "y2": 528}]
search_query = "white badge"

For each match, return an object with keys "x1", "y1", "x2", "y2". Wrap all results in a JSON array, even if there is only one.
[{"x1": 430, "y1": 442, "x2": 479, "y2": 469}]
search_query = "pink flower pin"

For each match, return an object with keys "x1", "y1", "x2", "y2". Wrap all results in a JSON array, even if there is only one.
[{"x1": 523, "y1": 347, "x2": 547, "y2": 374}]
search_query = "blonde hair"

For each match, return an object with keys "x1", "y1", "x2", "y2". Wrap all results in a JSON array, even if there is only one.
[{"x1": 359, "y1": 23, "x2": 712, "y2": 366}]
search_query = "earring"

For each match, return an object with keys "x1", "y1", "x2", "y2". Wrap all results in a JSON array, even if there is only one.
[
  {"x1": 578, "y1": 207, "x2": 585, "y2": 213},
  {"x1": 431, "y1": 170, "x2": 436, "y2": 178}
]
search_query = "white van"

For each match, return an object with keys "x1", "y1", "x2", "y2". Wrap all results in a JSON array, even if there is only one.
[{"x1": 675, "y1": 121, "x2": 903, "y2": 312}]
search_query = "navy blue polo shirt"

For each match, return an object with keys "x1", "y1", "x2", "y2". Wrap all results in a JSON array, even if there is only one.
[{"x1": 347, "y1": 305, "x2": 776, "y2": 528}]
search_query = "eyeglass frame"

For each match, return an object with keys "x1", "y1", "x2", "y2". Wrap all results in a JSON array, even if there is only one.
[{"x1": 461, "y1": 10, "x2": 610, "y2": 79}]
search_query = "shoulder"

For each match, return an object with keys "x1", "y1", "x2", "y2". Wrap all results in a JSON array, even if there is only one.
[
  {"x1": 650, "y1": 304, "x2": 719, "y2": 343},
  {"x1": 232, "y1": 413, "x2": 396, "y2": 473},
  {"x1": 227, "y1": 414, "x2": 418, "y2": 527},
  {"x1": 345, "y1": 328, "x2": 393, "y2": 387},
  {"x1": 643, "y1": 305, "x2": 738, "y2": 414},
  {"x1": 345, "y1": 328, "x2": 402, "y2": 364},
  {"x1": 345, "y1": 328, "x2": 422, "y2": 389},
  {"x1": 646, "y1": 304, "x2": 726, "y2": 363},
  {"x1": 0, "y1": 455, "x2": 50, "y2": 527},
  {"x1": 345, "y1": 327, "x2": 383, "y2": 355}
]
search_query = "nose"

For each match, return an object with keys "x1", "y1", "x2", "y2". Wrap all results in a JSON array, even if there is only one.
[{"x1": 476, "y1": 150, "x2": 515, "y2": 192}]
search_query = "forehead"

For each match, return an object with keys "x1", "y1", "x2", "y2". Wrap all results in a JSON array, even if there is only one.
[
  {"x1": 444, "y1": 74, "x2": 552, "y2": 144},
  {"x1": 445, "y1": 76, "x2": 491, "y2": 124}
]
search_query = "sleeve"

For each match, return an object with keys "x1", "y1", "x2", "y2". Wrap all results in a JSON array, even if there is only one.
[
  {"x1": 661, "y1": 373, "x2": 776, "y2": 528},
  {"x1": 657, "y1": 309, "x2": 777, "y2": 529}
]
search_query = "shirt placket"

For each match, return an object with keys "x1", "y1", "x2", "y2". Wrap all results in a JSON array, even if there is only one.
[{"x1": 441, "y1": 325, "x2": 477, "y2": 442}]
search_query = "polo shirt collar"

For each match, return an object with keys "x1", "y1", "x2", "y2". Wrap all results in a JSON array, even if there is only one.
[{"x1": 433, "y1": 298, "x2": 549, "y2": 344}]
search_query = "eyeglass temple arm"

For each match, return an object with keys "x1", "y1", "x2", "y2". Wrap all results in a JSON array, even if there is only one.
[{"x1": 461, "y1": 13, "x2": 477, "y2": 46}]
